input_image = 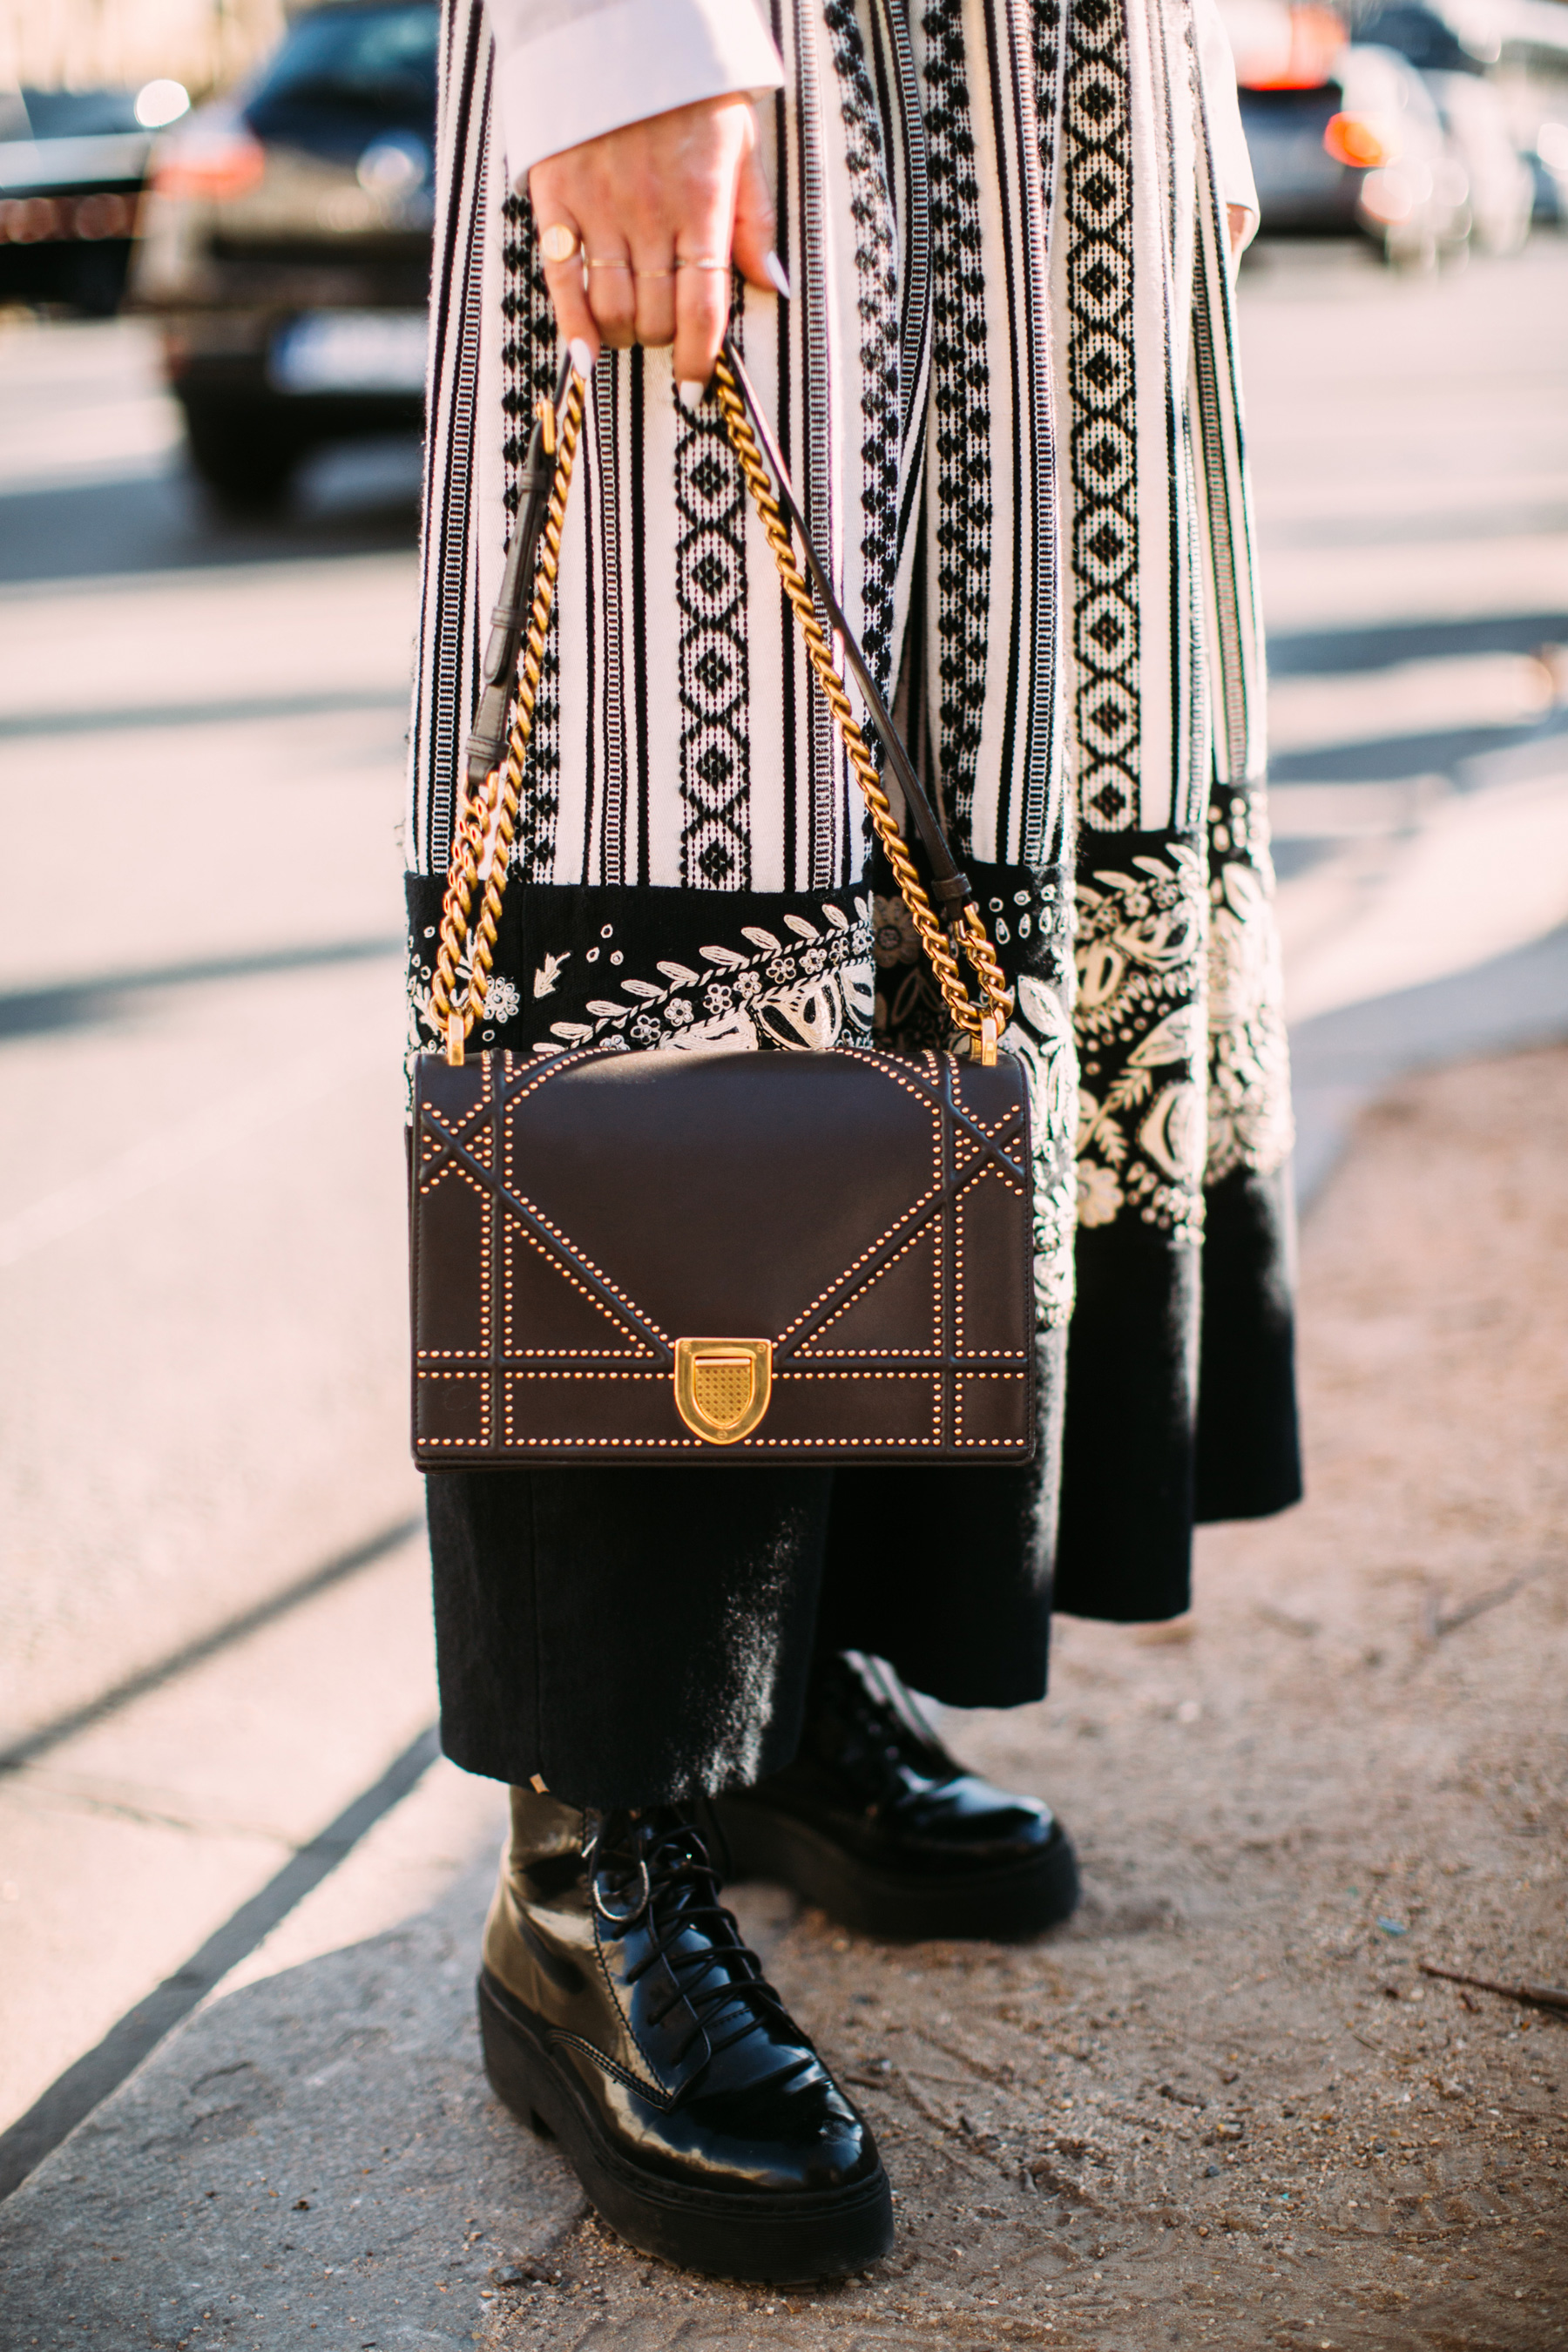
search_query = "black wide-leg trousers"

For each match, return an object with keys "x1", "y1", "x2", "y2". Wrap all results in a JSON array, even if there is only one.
[{"x1": 427, "y1": 1453, "x2": 1057, "y2": 1809}]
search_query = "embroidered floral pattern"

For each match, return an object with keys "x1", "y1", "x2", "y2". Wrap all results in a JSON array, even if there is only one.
[
  {"x1": 405, "y1": 923, "x2": 524, "y2": 1057},
  {"x1": 410, "y1": 897, "x2": 875, "y2": 1063},
  {"x1": 1074, "y1": 841, "x2": 1207, "y2": 1240},
  {"x1": 481, "y1": 975, "x2": 520, "y2": 1024},
  {"x1": 869, "y1": 868, "x2": 1078, "y2": 1327},
  {"x1": 1206, "y1": 781, "x2": 1293, "y2": 1181},
  {"x1": 1009, "y1": 969, "x2": 1079, "y2": 1327},
  {"x1": 872, "y1": 893, "x2": 921, "y2": 970}
]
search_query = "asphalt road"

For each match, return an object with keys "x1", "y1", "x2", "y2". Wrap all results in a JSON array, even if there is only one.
[{"x1": 1, "y1": 233, "x2": 1565, "y2": 2157}]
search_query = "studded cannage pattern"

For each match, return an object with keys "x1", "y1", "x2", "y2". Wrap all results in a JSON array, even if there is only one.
[{"x1": 411, "y1": 1047, "x2": 1034, "y2": 1460}]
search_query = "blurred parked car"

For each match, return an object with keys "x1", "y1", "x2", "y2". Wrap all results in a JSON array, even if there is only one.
[
  {"x1": 1355, "y1": 3, "x2": 1532, "y2": 250},
  {"x1": 1425, "y1": 68, "x2": 1532, "y2": 247},
  {"x1": 131, "y1": 0, "x2": 436, "y2": 510},
  {"x1": 1240, "y1": 40, "x2": 1470, "y2": 263},
  {"x1": 1348, "y1": 1, "x2": 1495, "y2": 74},
  {"x1": 0, "y1": 81, "x2": 187, "y2": 316}
]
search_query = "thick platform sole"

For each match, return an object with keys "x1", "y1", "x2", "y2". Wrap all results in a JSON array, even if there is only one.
[
  {"x1": 712, "y1": 1799, "x2": 1080, "y2": 1942},
  {"x1": 476, "y1": 1970, "x2": 893, "y2": 2283}
]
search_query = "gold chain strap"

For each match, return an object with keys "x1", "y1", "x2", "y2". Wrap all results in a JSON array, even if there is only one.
[
  {"x1": 429, "y1": 355, "x2": 1010, "y2": 1070},
  {"x1": 712, "y1": 356, "x2": 1010, "y2": 1058},
  {"x1": 429, "y1": 377, "x2": 586, "y2": 1065}
]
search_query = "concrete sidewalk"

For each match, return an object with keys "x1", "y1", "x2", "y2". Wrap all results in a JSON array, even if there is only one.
[
  {"x1": 0, "y1": 1773, "x2": 575, "y2": 2350},
  {"x1": 1291, "y1": 914, "x2": 1568, "y2": 1201}
]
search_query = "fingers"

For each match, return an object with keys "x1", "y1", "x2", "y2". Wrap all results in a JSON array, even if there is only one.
[
  {"x1": 583, "y1": 242, "x2": 637, "y2": 349},
  {"x1": 729, "y1": 135, "x2": 781, "y2": 294},
  {"x1": 672, "y1": 260, "x2": 731, "y2": 393},
  {"x1": 668, "y1": 134, "x2": 736, "y2": 389},
  {"x1": 528, "y1": 180, "x2": 598, "y2": 364},
  {"x1": 539, "y1": 250, "x2": 598, "y2": 363},
  {"x1": 527, "y1": 97, "x2": 789, "y2": 395},
  {"x1": 632, "y1": 253, "x2": 678, "y2": 352},
  {"x1": 673, "y1": 112, "x2": 780, "y2": 389}
]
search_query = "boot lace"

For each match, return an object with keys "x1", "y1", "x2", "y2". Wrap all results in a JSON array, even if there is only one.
[
  {"x1": 584, "y1": 1808, "x2": 809, "y2": 2088},
  {"x1": 816, "y1": 1651, "x2": 955, "y2": 1806}
]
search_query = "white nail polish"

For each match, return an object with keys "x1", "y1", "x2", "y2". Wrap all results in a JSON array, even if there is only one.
[
  {"x1": 763, "y1": 250, "x2": 792, "y2": 301},
  {"x1": 677, "y1": 380, "x2": 706, "y2": 414},
  {"x1": 570, "y1": 337, "x2": 596, "y2": 380}
]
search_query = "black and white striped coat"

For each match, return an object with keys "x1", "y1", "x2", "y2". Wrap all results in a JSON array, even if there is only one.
[{"x1": 406, "y1": 0, "x2": 1301, "y2": 1623}]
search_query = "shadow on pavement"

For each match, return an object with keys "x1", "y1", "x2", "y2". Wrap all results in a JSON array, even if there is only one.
[
  {"x1": 1291, "y1": 919, "x2": 1568, "y2": 1203},
  {"x1": 1261, "y1": 502, "x2": 1568, "y2": 552},
  {"x1": 0, "y1": 440, "x2": 422, "y2": 587},
  {"x1": 0, "y1": 935, "x2": 402, "y2": 1041},
  {"x1": 1272, "y1": 707, "x2": 1568, "y2": 785},
  {"x1": 0, "y1": 686, "x2": 410, "y2": 742},
  {"x1": 0, "y1": 1848, "x2": 578, "y2": 2350},
  {"x1": 1269, "y1": 612, "x2": 1568, "y2": 677}
]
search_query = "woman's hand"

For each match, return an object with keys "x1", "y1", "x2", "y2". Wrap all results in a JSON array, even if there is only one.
[
  {"x1": 1227, "y1": 203, "x2": 1254, "y2": 259},
  {"x1": 529, "y1": 95, "x2": 783, "y2": 399}
]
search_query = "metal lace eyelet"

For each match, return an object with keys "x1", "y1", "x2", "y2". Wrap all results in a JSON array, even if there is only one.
[{"x1": 591, "y1": 1854, "x2": 651, "y2": 1929}]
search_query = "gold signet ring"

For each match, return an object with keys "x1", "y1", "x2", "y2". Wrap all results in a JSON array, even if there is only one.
[{"x1": 540, "y1": 223, "x2": 580, "y2": 265}]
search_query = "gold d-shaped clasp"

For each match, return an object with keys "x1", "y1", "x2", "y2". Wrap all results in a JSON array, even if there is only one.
[{"x1": 673, "y1": 1338, "x2": 773, "y2": 1444}]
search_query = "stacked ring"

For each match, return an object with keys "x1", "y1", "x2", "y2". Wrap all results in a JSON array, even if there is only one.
[{"x1": 541, "y1": 233, "x2": 731, "y2": 274}]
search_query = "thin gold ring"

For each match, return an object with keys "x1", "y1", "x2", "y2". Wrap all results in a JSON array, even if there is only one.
[
  {"x1": 539, "y1": 222, "x2": 580, "y2": 265},
  {"x1": 675, "y1": 255, "x2": 731, "y2": 270},
  {"x1": 585, "y1": 255, "x2": 630, "y2": 270}
]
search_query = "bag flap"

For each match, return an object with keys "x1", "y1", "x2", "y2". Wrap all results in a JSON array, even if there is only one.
[{"x1": 414, "y1": 1045, "x2": 1031, "y2": 1368}]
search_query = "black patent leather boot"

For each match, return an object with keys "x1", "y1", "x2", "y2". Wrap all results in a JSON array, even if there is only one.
[
  {"x1": 478, "y1": 1789, "x2": 892, "y2": 2281},
  {"x1": 710, "y1": 1652, "x2": 1080, "y2": 1941}
]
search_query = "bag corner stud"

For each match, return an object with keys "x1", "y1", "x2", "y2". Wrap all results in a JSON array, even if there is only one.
[{"x1": 672, "y1": 1338, "x2": 773, "y2": 1444}]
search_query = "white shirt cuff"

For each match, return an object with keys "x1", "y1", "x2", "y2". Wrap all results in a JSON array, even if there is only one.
[{"x1": 489, "y1": 0, "x2": 785, "y2": 185}]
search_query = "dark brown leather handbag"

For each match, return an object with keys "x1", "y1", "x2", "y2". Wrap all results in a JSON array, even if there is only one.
[{"x1": 410, "y1": 340, "x2": 1031, "y2": 1468}]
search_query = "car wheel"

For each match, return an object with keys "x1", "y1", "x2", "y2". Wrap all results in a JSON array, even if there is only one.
[
  {"x1": 180, "y1": 398, "x2": 299, "y2": 515},
  {"x1": 67, "y1": 241, "x2": 132, "y2": 319}
]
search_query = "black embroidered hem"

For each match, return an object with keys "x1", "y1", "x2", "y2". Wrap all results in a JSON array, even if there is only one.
[{"x1": 405, "y1": 876, "x2": 875, "y2": 1061}]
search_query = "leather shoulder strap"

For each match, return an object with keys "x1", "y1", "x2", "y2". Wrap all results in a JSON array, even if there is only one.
[{"x1": 465, "y1": 351, "x2": 572, "y2": 794}]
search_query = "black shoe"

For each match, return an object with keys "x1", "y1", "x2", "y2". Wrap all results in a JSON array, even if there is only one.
[
  {"x1": 710, "y1": 1653, "x2": 1079, "y2": 1942},
  {"x1": 477, "y1": 1791, "x2": 892, "y2": 2282}
]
